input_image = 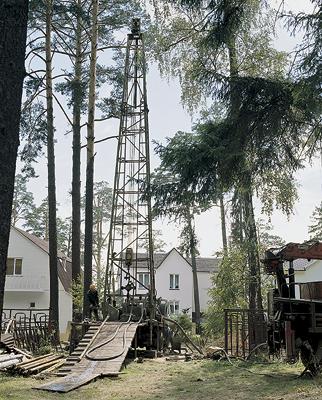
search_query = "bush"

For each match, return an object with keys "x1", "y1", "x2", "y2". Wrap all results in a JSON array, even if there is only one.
[{"x1": 172, "y1": 313, "x2": 193, "y2": 333}]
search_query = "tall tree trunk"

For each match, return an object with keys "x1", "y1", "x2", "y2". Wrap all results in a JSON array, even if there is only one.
[
  {"x1": 242, "y1": 176, "x2": 263, "y2": 311},
  {"x1": 219, "y1": 192, "x2": 228, "y2": 252},
  {"x1": 67, "y1": 219, "x2": 72, "y2": 258},
  {"x1": 46, "y1": 0, "x2": 59, "y2": 336},
  {"x1": 96, "y1": 219, "x2": 102, "y2": 294},
  {"x1": 83, "y1": 0, "x2": 98, "y2": 318},
  {"x1": 11, "y1": 187, "x2": 18, "y2": 226},
  {"x1": 187, "y1": 211, "x2": 201, "y2": 332},
  {"x1": 0, "y1": 0, "x2": 29, "y2": 338},
  {"x1": 227, "y1": 35, "x2": 263, "y2": 313},
  {"x1": 71, "y1": 0, "x2": 83, "y2": 319}
]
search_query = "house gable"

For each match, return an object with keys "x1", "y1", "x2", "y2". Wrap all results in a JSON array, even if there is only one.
[
  {"x1": 157, "y1": 248, "x2": 192, "y2": 273},
  {"x1": 10, "y1": 227, "x2": 72, "y2": 292}
]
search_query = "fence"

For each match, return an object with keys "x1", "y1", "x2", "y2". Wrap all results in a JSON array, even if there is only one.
[
  {"x1": 224, "y1": 308, "x2": 267, "y2": 358},
  {"x1": 1, "y1": 308, "x2": 58, "y2": 353}
]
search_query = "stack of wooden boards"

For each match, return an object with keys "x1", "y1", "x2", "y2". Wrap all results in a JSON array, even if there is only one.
[
  {"x1": 14, "y1": 353, "x2": 65, "y2": 376},
  {"x1": 0, "y1": 353, "x2": 23, "y2": 370},
  {"x1": 0, "y1": 333, "x2": 15, "y2": 351},
  {"x1": 0, "y1": 352, "x2": 64, "y2": 377}
]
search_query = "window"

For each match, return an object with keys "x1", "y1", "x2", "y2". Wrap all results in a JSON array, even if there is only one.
[
  {"x1": 169, "y1": 274, "x2": 179, "y2": 289},
  {"x1": 169, "y1": 300, "x2": 180, "y2": 315},
  {"x1": 30, "y1": 302, "x2": 35, "y2": 308},
  {"x1": 6, "y1": 258, "x2": 22, "y2": 276},
  {"x1": 138, "y1": 273, "x2": 150, "y2": 289}
]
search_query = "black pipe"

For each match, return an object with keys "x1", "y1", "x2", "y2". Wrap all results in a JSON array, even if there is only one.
[{"x1": 289, "y1": 260, "x2": 295, "y2": 299}]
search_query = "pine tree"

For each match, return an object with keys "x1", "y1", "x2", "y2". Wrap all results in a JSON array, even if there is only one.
[{"x1": 0, "y1": 0, "x2": 29, "y2": 337}]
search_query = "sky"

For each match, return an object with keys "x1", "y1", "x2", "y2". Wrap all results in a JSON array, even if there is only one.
[{"x1": 19, "y1": 0, "x2": 319, "y2": 257}]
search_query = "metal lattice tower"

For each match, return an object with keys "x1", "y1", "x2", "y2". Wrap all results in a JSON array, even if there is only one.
[{"x1": 104, "y1": 19, "x2": 155, "y2": 308}]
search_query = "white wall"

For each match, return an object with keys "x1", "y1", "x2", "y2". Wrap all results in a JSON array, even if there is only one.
[
  {"x1": 197, "y1": 271, "x2": 214, "y2": 311},
  {"x1": 295, "y1": 260, "x2": 322, "y2": 298},
  {"x1": 155, "y1": 249, "x2": 193, "y2": 316},
  {"x1": 135, "y1": 250, "x2": 216, "y2": 316},
  {"x1": 6, "y1": 228, "x2": 49, "y2": 291},
  {"x1": 4, "y1": 228, "x2": 72, "y2": 334}
]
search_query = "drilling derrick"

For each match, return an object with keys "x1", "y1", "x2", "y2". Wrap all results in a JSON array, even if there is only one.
[{"x1": 104, "y1": 19, "x2": 155, "y2": 315}]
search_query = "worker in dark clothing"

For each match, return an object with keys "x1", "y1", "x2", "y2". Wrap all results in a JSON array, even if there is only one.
[{"x1": 87, "y1": 284, "x2": 99, "y2": 321}]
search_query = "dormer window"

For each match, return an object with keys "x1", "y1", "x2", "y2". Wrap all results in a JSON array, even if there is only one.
[
  {"x1": 6, "y1": 258, "x2": 22, "y2": 276},
  {"x1": 170, "y1": 274, "x2": 179, "y2": 290}
]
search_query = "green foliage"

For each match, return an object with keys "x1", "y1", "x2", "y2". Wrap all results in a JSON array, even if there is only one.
[
  {"x1": 308, "y1": 202, "x2": 322, "y2": 240},
  {"x1": 205, "y1": 220, "x2": 284, "y2": 335},
  {"x1": 151, "y1": 1, "x2": 289, "y2": 112},
  {"x1": 33, "y1": 338, "x2": 53, "y2": 356},
  {"x1": 19, "y1": 102, "x2": 47, "y2": 178},
  {"x1": 81, "y1": 181, "x2": 112, "y2": 293},
  {"x1": 145, "y1": 229, "x2": 167, "y2": 253},
  {"x1": 21, "y1": 0, "x2": 151, "y2": 174},
  {"x1": 23, "y1": 197, "x2": 49, "y2": 240},
  {"x1": 11, "y1": 174, "x2": 35, "y2": 226},
  {"x1": 177, "y1": 220, "x2": 199, "y2": 257},
  {"x1": 71, "y1": 277, "x2": 83, "y2": 313},
  {"x1": 22, "y1": 197, "x2": 72, "y2": 256},
  {"x1": 172, "y1": 313, "x2": 193, "y2": 333},
  {"x1": 57, "y1": 217, "x2": 71, "y2": 257}
]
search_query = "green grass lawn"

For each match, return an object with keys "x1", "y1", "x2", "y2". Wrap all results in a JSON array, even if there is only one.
[{"x1": 0, "y1": 359, "x2": 322, "y2": 400}]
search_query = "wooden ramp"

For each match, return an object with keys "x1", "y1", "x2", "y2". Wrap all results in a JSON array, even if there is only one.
[{"x1": 35, "y1": 321, "x2": 138, "y2": 393}]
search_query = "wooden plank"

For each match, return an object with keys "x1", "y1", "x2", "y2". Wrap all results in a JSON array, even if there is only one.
[
  {"x1": 35, "y1": 322, "x2": 138, "y2": 392},
  {"x1": 35, "y1": 372, "x2": 100, "y2": 393}
]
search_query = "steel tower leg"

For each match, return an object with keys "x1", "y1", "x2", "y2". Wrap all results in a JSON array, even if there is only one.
[{"x1": 104, "y1": 19, "x2": 155, "y2": 336}]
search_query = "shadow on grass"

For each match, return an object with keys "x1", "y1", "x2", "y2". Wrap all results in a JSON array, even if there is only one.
[
  {"x1": 142, "y1": 360, "x2": 322, "y2": 400},
  {"x1": 1, "y1": 360, "x2": 322, "y2": 400}
]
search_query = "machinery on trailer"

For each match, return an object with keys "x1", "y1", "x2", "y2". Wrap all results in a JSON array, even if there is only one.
[{"x1": 262, "y1": 241, "x2": 322, "y2": 374}]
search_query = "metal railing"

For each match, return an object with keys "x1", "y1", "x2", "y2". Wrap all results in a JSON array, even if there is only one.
[{"x1": 224, "y1": 308, "x2": 267, "y2": 358}]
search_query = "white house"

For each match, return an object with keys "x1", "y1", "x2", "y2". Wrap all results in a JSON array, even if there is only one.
[
  {"x1": 293, "y1": 258, "x2": 322, "y2": 298},
  {"x1": 4, "y1": 226, "x2": 72, "y2": 335},
  {"x1": 136, "y1": 248, "x2": 220, "y2": 318}
]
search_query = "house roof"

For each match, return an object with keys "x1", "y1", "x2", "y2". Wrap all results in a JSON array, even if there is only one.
[
  {"x1": 192, "y1": 257, "x2": 221, "y2": 273},
  {"x1": 288, "y1": 258, "x2": 317, "y2": 272},
  {"x1": 13, "y1": 227, "x2": 72, "y2": 292},
  {"x1": 137, "y1": 248, "x2": 221, "y2": 273}
]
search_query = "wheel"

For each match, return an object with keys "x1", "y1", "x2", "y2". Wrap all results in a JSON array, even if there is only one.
[{"x1": 300, "y1": 339, "x2": 322, "y2": 375}]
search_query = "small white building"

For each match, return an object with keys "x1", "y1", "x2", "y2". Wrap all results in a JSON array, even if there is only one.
[
  {"x1": 293, "y1": 258, "x2": 322, "y2": 298},
  {"x1": 4, "y1": 227, "x2": 72, "y2": 334},
  {"x1": 137, "y1": 248, "x2": 220, "y2": 318}
]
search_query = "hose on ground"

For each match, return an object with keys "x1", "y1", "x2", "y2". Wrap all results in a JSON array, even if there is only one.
[
  {"x1": 162, "y1": 316, "x2": 204, "y2": 355},
  {"x1": 85, "y1": 304, "x2": 143, "y2": 361}
]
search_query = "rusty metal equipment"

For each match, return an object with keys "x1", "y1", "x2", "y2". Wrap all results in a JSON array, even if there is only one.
[
  {"x1": 224, "y1": 309, "x2": 267, "y2": 358},
  {"x1": 262, "y1": 241, "x2": 322, "y2": 374}
]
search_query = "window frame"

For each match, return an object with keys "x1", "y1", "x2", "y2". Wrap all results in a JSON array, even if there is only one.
[
  {"x1": 168, "y1": 300, "x2": 180, "y2": 315},
  {"x1": 138, "y1": 272, "x2": 150, "y2": 289},
  {"x1": 169, "y1": 273, "x2": 179, "y2": 290},
  {"x1": 6, "y1": 257, "x2": 23, "y2": 276}
]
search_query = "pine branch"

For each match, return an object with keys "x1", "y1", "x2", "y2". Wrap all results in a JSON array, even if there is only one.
[
  {"x1": 52, "y1": 92, "x2": 73, "y2": 126},
  {"x1": 80, "y1": 135, "x2": 118, "y2": 148}
]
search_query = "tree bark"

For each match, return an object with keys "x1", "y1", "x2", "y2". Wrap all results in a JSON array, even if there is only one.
[
  {"x1": 187, "y1": 211, "x2": 201, "y2": 332},
  {"x1": 242, "y1": 176, "x2": 263, "y2": 311},
  {"x1": 71, "y1": 0, "x2": 83, "y2": 319},
  {"x1": 0, "y1": 0, "x2": 29, "y2": 338},
  {"x1": 83, "y1": 0, "x2": 98, "y2": 318},
  {"x1": 219, "y1": 192, "x2": 228, "y2": 252},
  {"x1": 45, "y1": 0, "x2": 59, "y2": 336}
]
